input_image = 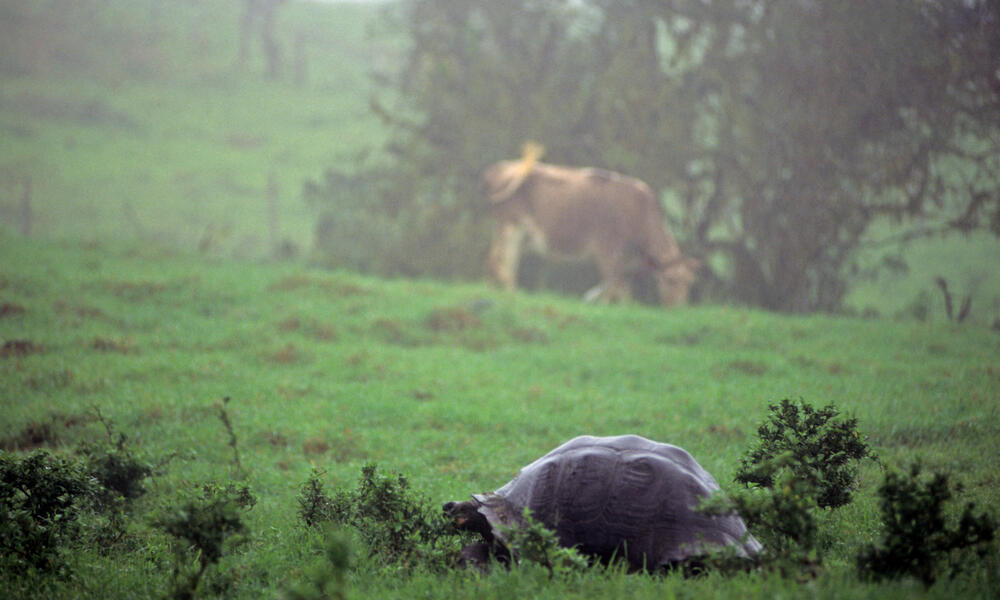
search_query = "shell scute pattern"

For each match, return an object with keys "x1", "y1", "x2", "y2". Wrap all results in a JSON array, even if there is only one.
[{"x1": 473, "y1": 435, "x2": 761, "y2": 570}]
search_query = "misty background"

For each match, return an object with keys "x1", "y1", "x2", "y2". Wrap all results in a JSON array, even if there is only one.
[{"x1": 1, "y1": 0, "x2": 998, "y2": 319}]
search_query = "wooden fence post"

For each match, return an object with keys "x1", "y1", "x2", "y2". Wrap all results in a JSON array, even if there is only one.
[{"x1": 20, "y1": 177, "x2": 32, "y2": 236}]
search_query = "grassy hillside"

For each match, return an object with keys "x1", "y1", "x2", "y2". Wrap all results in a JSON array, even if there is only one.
[
  {"x1": 2, "y1": 0, "x2": 998, "y2": 322},
  {"x1": 1, "y1": 233, "x2": 997, "y2": 598},
  {"x1": 0, "y1": 0, "x2": 397, "y2": 257}
]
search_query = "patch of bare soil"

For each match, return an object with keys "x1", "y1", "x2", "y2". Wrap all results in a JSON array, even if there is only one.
[
  {"x1": 0, "y1": 412, "x2": 95, "y2": 451},
  {"x1": 53, "y1": 299, "x2": 109, "y2": 321},
  {"x1": 0, "y1": 302, "x2": 26, "y2": 317},
  {"x1": 264, "y1": 344, "x2": 303, "y2": 365},
  {"x1": 426, "y1": 306, "x2": 481, "y2": 332},
  {"x1": 267, "y1": 274, "x2": 371, "y2": 297},
  {"x1": 1, "y1": 339, "x2": 42, "y2": 358},
  {"x1": 91, "y1": 336, "x2": 137, "y2": 354},
  {"x1": 717, "y1": 360, "x2": 769, "y2": 377}
]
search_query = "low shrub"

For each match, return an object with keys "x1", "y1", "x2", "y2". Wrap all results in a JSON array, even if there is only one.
[
  {"x1": 285, "y1": 527, "x2": 353, "y2": 600},
  {"x1": 736, "y1": 398, "x2": 874, "y2": 509},
  {"x1": 0, "y1": 450, "x2": 94, "y2": 577},
  {"x1": 701, "y1": 454, "x2": 821, "y2": 578},
  {"x1": 700, "y1": 399, "x2": 873, "y2": 578},
  {"x1": 500, "y1": 508, "x2": 589, "y2": 577},
  {"x1": 297, "y1": 468, "x2": 341, "y2": 528},
  {"x1": 305, "y1": 168, "x2": 488, "y2": 280},
  {"x1": 297, "y1": 463, "x2": 461, "y2": 570},
  {"x1": 78, "y1": 407, "x2": 161, "y2": 509},
  {"x1": 153, "y1": 482, "x2": 254, "y2": 599},
  {"x1": 857, "y1": 462, "x2": 996, "y2": 587}
]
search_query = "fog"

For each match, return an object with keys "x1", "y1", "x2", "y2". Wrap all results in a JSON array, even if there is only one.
[{"x1": 1, "y1": 0, "x2": 997, "y2": 318}]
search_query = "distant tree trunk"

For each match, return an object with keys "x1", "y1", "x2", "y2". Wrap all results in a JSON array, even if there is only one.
[
  {"x1": 293, "y1": 31, "x2": 307, "y2": 86},
  {"x1": 238, "y1": 1, "x2": 254, "y2": 71},
  {"x1": 260, "y1": 1, "x2": 283, "y2": 80},
  {"x1": 238, "y1": 0, "x2": 289, "y2": 79},
  {"x1": 20, "y1": 178, "x2": 32, "y2": 236},
  {"x1": 267, "y1": 170, "x2": 279, "y2": 255}
]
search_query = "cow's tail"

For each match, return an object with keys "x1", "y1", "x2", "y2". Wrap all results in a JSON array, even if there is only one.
[{"x1": 489, "y1": 142, "x2": 546, "y2": 203}]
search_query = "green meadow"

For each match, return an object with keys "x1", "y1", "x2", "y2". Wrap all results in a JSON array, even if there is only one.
[
  {"x1": 2, "y1": 229, "x2": 998, "y2": 598},
  {"x1": 1, "y1": 1, "x2": 999, "y2": 597}
]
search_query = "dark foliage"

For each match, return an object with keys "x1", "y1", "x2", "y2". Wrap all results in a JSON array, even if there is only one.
[
  {"x1": 499, "y1": 508, "x2": 588, "y2": 576},
  {"x1": 153, "y1": 483, "x2": 253, "y2": 600},
  {"x1": 285, "y1": 527, "x2": 352, "y2": 600},
  {"x1": 77, "y1": 407, "x2": 160, "y2": 508},
  {"x1": 305, "y1": 167, "x2": 488, "y2": 280},
  {"x1": 702, "y1": 399, "x2": 873, "y2": 577},
  {"x1": 364, "y1": 0, "x2": 1000, "y2": 311},
  {"x1": 857, "y1": 463, "x2": 996, "y2": 587},
  {"x1": 297, "y1": 463, "x2": 460, "y2": 570},
  {"x1": 297, "y1": 467, "x2": 340, "y2": 528},
  {"x1": 701, "y1": 459, "x2": 820, "y2": 578},
  {"x1": 0, "y1": 451, "x2": 94, "y2": 577},
  {"x1": 736, "y1": 399, "x2": 873, "y2": 509},
  {"x1": 215, "y1": 396, "x2": 244, "y2": 477}
]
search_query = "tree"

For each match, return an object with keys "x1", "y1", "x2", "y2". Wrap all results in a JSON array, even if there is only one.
[
  {"x1": 238, "y1": 0, "x2": 290, "y2": 79},
  {"x1": 361, "y1": 0, "x2": 1000, "y2": 311},
  {"x1": 662, "y1": 0, "x2": 1000, "y2": 310}
]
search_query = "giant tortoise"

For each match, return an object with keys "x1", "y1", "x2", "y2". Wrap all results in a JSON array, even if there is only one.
[{"x1": 443, "y1": 434, "x2": 761, "y2": 571}]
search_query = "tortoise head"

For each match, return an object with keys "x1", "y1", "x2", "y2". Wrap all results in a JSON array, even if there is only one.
[{"x1": 443, "y1": 500, "x2": 494, "y2": 542}]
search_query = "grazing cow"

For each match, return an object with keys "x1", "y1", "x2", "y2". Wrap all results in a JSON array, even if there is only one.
[{"x1": 483, "y1": 145, "x2": 699, "y2": 305}]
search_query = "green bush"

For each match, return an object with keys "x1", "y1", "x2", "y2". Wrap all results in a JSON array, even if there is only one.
[
  {"x1": 77, "y1": 437, "x2": 154, "y2": 509},
  {"x1": 78, "y1": 408, "x2": 160, "y2": 509},
  {"x1": 736, "y1": 398, "x2": 874, "y2": 509},
  {"x1": 297, "y1": 463, "x2": 460, "y2": 570},
  {"x1": 297, "y1": 468, "x2": 341, "y2": 528},
  {"x1": 701, "y1": 454, "x2": 821, "y2": 578},
  {"x1": 153, "y1": 482, "x2": 253, "y2": 599},
  {"x1": 699, "y1": 399, "x2": 873, "y2": 578},
  {"x1": 499, "y1": 508, "x2": 588, "y2": 577},
  {"x1": 0, "y1": 451, "x2": 95, "y2": 577},
  {"x1": 285, "y1": 527, "x2": 353, "y2": 600},
  {"x1": 305, "y1": 169, "x2": 489, "y2": 281},
  {"x1": 857, "y1": 462, "x2": 996, "y2": 587}
]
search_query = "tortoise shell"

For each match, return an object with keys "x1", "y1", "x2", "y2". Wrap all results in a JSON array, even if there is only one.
[{"x1": 471, "y1": 434, "x2": 761, "y2": 569}]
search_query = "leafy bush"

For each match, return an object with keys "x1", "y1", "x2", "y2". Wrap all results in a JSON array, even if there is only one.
[
  {"x1": 701, "y1": 454, "x2": 821, "y2": 578},
  {"x1": 736, "y1": 398, "x2": 874, "y2": 509},
  {"x1": 78, "y1": 408, "x2": 161, "y2": 509},
  {"x1": 77, "y1": 436, "x2": 154, "y2": 510},
  {"x1": 499, "y1": 508, "x2": 588, "y2": 577},
  {"x1": 297, "y1": 468, "x2": 341, "y2": 528},
  {"x1": 297, "y1": 463, "x2": 460, "y2": 570},
  {"x1": 305, "y1": 168, "x2": 489, "y2": 281},
  {"x1": 285, "y1": 527, "x2": 353, "y2": 600},
  {"x1": 0, "y1": 450, "x2": 95, "y2": 577},
  {"x1": 857, "y1": 463, "x2": 996, "y2": 587},
  {"x1": 153, "y1": 482, "x2": 253, "y2": 599},
  {"x1": 699, "y1": 399, "x2": 873, "y2": 578}
]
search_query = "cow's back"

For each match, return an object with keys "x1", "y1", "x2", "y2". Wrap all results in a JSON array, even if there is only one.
[{"x1": 521, "y1": 165, "x2": 649, "y2": 255}]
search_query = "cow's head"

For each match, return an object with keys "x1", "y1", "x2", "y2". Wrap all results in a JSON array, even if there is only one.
[
  {"x1": 657, "y1": 256, "x2": 701, "y2": 306},
  {"x1": 482, "y1": 142, "x2": 545, "y2": 203}
]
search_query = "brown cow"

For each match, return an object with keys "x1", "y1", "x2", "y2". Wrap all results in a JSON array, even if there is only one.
[{"x1": 483, "y1": 145, "x2": 699, "y2": 305}]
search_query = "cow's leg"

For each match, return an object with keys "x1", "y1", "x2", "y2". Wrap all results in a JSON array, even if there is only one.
[
  {"x1": 654, "y1": 271, "x2": 680, "y2": 306},
  {"x1": 583, "y1": 284, "x2": 606, "y2": 303},
  {"x1": 591, "y1": 250, "x2": 631, "y2": 303},
  {"x1": 488, "y1": 222, "x2": 525, "y2": 290}
]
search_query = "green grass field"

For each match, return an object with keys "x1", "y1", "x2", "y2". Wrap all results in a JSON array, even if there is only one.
[
  {"x1": 1, "y1": 1, "x2": 999, "y2": 597},
  {"x1": 1, "y1": 233, "x2": 998, "y2": 598},
  {"x1": 2, "y1": 1, "x2": 998, "y2": 324},
  {"x1": 0, "y1": 1, "x2": 395, "y2": 257}
]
